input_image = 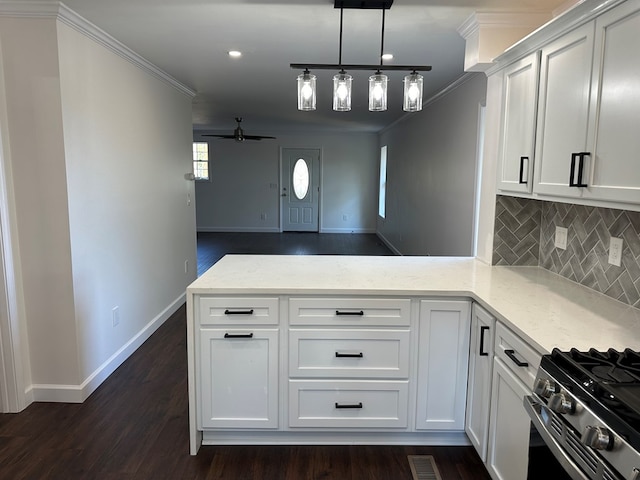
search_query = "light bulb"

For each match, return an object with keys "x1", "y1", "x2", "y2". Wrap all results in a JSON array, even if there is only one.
[
  {"x1": 408, "y1": 84, "x2": 420, "y2": 101},
  {"x1": 373, "y1": 84, "x2": 384, "y2": 101},
  {"x1": 301, "y1": 83, "x2": 313, "y2": 100},
  {"x1": 337, "y1": 82, "x2": 348, "y2": 100}
]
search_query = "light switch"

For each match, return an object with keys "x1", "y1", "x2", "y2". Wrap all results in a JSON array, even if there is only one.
[{"x1": 555, "y1": 226, "x2": 568, "y2": 250}]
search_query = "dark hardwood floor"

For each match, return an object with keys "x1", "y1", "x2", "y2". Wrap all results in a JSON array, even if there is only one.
[
  {"x1": 197, "y1": 232, "x2": 395, "y2": 276},
  {"x1": 0, "y1": 233, "x2": 491, "y2": 479}
]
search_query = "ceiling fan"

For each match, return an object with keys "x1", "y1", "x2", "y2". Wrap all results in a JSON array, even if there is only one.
[{"x1": 202, "y1": 117, "x2": 276, "y2": 142}]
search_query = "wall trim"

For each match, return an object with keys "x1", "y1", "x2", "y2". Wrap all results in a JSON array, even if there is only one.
[
  {"x1": 197, "y1": 227, "x2": 281, "y2": 233},
  {"x1": 0, "y1": 1, "x2": 196, "y2": 98},
  {"x1": 319, "y1": 228, "x2": 376, "y2": 234},
  {"x1": 27, "y1": 293, "x2": 186, "y2": 403},
  {"x1": 376, "y1": 231, "x2": 403, "y2": 256}
]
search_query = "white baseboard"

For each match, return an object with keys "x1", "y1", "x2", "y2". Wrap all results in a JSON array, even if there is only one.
[
  {"x1": 376, "y1": 232, "x2": 403, "y2": 255},
  {"x1": 197, "y1": 227, "x2": 280, "y2": 233},
  {"x1": 319, "y1": 228, "x2": 376, "y2": 234},
  {"x1": 27, "y1": 293, "x2": 185, "y2": 404}
]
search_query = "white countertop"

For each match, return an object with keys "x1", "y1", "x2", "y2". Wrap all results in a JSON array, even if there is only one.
[{"x1": 188, "y1": 255, "x2": 640, "y2": 355}]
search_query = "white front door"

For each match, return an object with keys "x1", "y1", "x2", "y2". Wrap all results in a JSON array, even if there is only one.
[{"x1": 280, "y1": 148, "x2": 320, "y2": 232}]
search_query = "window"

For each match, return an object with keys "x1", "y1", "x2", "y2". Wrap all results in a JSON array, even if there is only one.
[
  {"x1": 292, "y1": 158, "x2": 310, "y2": 200},
  {"x1": 378, "y1": 145, "x2": 387, "y2": 218},
  {"x1": 193, "y1": 142, "x2": 209, "y2": 180}
]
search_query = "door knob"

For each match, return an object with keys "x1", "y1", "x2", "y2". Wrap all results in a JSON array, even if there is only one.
[{"x1": 281, "y1": 193, "x2": 287, "y2": 196}]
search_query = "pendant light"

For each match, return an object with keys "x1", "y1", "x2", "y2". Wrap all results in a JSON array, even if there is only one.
[
  {"x1": 403, "y1": 71, "x2": 423, "y2": 112},
  {"x1": 291, "y1": 0, "x2": 431, "y2": 112},
  {"x1": 297, "y1": 69, "x2": 316, "y2": 111},
  {"x1": 368, "y1": 8, "x2": 388, "y2": 112}
]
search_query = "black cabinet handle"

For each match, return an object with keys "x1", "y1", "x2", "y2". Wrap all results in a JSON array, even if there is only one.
[
  {"x1": 505, "y1": 349, "x2": 528, "y2": 367},
  {"x1": 479, "y1": 326, "x2": 490, "y2": 356},
  {"x1": 335, "y1": 352, "x2": 364, "y2": 358},
  {"x1": 569, "y1": 152, "x2": 590, "y2": 187},
  {"x1": 519, "y1": 156, "x2": 529, "y2": 184},
  {"x1": 224, "y1": 309, "x2": 254, "y2": 315},
  {"x1": 224, "y1": 333, "x2": 254, "y2": 339},
  {"x1": 335, "y1": 402, "x2": 363, "y2": 409},
  {"x1": 335, "y1": 310, "x2": 364, "y2": 316}
]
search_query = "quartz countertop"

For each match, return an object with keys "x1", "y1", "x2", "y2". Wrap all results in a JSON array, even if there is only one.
[{"x1": 187, "y1": 255, "x2": 640, "y2": 355}]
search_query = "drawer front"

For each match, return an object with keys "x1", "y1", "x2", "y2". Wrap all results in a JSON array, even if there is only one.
[
  {"x1": 494, "y1": 322, "x2": 541, "y2": 390},
  {"x1": 199, "y1": 297, "x2": 279, "y2": 326},
  {"x1": 289, "y1": 380, "x2": 408, "y2": 428},
  {"x1": 289, "y1": 329, "x2": 410, "y2": 378},
  {"x1": 289, "y1": 298, "x2": 410, "y2": 327}
]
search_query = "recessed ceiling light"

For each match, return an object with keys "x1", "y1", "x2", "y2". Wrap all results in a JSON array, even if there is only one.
[
  {"x1": 381, "y1": 53, "x2": 394, "y2": 61},
  {"x1": 228, "y1": 50, "x2": 242, "y2": 58}
]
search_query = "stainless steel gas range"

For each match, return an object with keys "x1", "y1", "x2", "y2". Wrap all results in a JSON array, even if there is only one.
[{"x1": 525, "y1": 348, "x2": 640, "y2": 480}]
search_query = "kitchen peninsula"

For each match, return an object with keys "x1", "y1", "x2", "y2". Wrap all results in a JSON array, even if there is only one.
[{"x1": 186, "y1": 255, "x2": 640, "y2": 456}]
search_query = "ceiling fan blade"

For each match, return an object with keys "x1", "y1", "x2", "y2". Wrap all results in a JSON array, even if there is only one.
[
  {"x1": 243, "y1": 135, "x2": 277, "y2": 140},
  {"x1": 202, "y1": 134, "x2": 236, "y2": 139}
]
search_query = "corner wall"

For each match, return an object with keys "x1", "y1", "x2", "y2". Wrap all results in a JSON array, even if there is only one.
[{"x1": 377, "y1": 73, "x2": 487, "y2": 256}]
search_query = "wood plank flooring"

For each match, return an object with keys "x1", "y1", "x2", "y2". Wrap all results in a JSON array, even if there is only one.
[
  {"x1": 197, "y1": 232, "x2": 394, "y2": 276},
  {"x1": 0, "y1": 233, "x2": 490, "y2": 479}
]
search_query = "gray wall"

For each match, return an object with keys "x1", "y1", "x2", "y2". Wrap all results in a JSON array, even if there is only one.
[
  {"x1": 193, "y1": 132, "x2": 379, "y2": 233},
  {"x1": 377, "y1": 74, "x2": 487, "y2": 256}
]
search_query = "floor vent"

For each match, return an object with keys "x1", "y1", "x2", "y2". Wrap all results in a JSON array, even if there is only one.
[{"x1": 408, "y1": 455, "x2": 443, "y2": 480}]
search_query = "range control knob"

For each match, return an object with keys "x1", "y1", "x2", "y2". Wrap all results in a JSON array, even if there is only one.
[
  {"x1": 534, "y1": 378, "x2": 557, "y2": 398},
  {"x1": 581, "y1": 425, "x2": 614, "y2": 451},
  {"x1": 548, "y1": 393, "x2": 575, "y2": 414}
]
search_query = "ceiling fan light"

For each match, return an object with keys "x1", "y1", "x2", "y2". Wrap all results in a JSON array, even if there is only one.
[
  {"x1": 297, "y1": 71, "x2": 316, "y2": 111},
  {"x1": 333, "y1": 73, "x2": 352, "y2": 112},
  {"x1": 368, "y1": 73, "x2": 388, "y2": 112},
  {"x1": 403, "y1": 72, "x2": 423, "y2": 112}
]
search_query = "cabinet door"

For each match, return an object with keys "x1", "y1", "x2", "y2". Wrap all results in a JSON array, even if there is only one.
[
  {"x1": 199, "y1": 328, "x2": 278, "y2": 429},
  {"x1": 465, "y1": 304, "x2": 495, "y2": 462},
  {"x1": 415, "y1": 300, "x2": 470, "y2": 431},
  {"x1": 585, "y1": 1, "x2": 640, "y2": 205},
  {"x1": 496, "y1": 52, "x2": 540, "y2": 194},
  {"x1": 534, "y1": 23, "x2": 595, "y2": 199},
  {"x1": 486, "y1": 358, "x2": 531, "y2": 480}
]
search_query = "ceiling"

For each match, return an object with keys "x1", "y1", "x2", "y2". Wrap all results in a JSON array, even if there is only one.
[{"x1": 49, "y1": 0, "x2": 569, "y2": 134}]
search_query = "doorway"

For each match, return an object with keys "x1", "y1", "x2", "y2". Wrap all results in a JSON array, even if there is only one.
[{"x1": 280, "y1": 148, "x2": 320, "y2": 232}]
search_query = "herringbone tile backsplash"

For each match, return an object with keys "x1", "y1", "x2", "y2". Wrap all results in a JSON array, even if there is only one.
[{"x1": 493, "y1": 195, "x2": 640, "y2": 309}]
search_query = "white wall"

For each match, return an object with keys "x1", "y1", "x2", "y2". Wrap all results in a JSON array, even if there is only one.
[
  {"x1": 0, "y1": 12, "x2": 196, "y2": 405},
  {"x1": 193, "y1": 132, "x2": 379, "y2": 233},
  {"x1": 377, "y1": 74, "x2": 487, "y2": 256}
]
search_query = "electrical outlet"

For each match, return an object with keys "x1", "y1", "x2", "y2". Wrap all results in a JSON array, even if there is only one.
[
  {"x1": 260, "y1": 213, "x2": 267, "y2": 220},
  {"x1": 555, "y1": 226, "x2": 568, "y2": 250},
  {"x1": 112, "y1": 306, "x2": 120, "y2": 327},
  {"x1": 342, "y1": 214, "x2": 348, "y2": 221},
  {"x1": 609, "y1": 237, "x2": 623, "y2": 267},
  {"x1": 184, "y1": 260, "x2": 189, "y2": 273},
  {"x1": 187, "y1": 193, "x2": 191, "y2": 206}
]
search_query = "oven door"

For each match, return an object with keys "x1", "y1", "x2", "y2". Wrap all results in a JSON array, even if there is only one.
[{"x1": 524, "y1": 396, "x2": 589, "y2": 480}]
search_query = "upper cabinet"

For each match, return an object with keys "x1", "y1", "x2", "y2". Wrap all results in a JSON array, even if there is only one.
[
  {"x1": 496, "y1": 52, "x2": 539, "y2": 194},
  {"x1": 495, "y1": 0, "x2": 640, "y2": 211}
]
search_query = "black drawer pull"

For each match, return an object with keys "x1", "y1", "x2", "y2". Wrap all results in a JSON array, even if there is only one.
[
  {"x1": 569, "y1": 152, "x2": 590, "y2": 187},
  {"x1": 505, "y1": 349, "x2": 528, "y2": 367},
  {"x1": 224, "y1": 309, "x2": 254, "y2": 315},
  {"x1": 479, "y1": 326, "x2": 490, "y2": 356},
  {"x1": 335, "y1": 310, "x2": 364, "y2": 316},
  {"x1": 335, "y1": 402, "x2": 363, "y2": 409},
  {"x1": 335, "y1": 352, "x2": 364, "y2": 358},
  {"x1": 519, "y1": 156, "x2": 528, "y2": 184},
  {"x1": 224, "y1": 333, "x2": 254, "y2": 339}
]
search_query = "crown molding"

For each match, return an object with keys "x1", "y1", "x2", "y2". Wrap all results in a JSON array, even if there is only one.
[
  {"x1": 457, "y1": 12, "x2": 551, "y2": 39},
  {"x1": 0, "y1": 1, "x2": 196, "y2": 97}
]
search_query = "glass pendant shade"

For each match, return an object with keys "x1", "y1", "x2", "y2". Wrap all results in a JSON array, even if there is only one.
[
  {"x1": 368, "y1": 73, "x2": 388, "y2": 111},
  {"x1": 403, "y1": 73, "x2": 423, "y2": 112},
  {"x1": 332, "y1": 73, "x2": 352, "y2": 111},
  {"x1": 297, "y1": 72, "x2": 316, "y2": 111}
]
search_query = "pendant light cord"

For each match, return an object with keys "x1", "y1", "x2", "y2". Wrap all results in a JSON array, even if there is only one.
[
  {"x1": 338, "y1": 6, "x2": 344, "y2": 71},
  {"x1": 378, "y1": 8, "x2": 385, "y2": 72}
]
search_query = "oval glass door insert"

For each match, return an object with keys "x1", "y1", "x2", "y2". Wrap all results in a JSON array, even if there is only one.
[{"x1": 292, "y1": 158, "x2": 310, "y2": 200}]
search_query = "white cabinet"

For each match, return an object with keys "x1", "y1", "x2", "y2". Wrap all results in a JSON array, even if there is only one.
[
  {"x1": 496, "y1": 52, "x2": 540, "y2": 194},
  {"x1": 486, "y1": 323, "x2": 541, "y2": 480},
  {"x1": 415, "y1": 300, "x2": 470, "y2": 431},
  {"x1": 496, "y1": 0, "x2": 640, "y2": 209},
  {"x1": 197, "y1": 297, "x2": 279, "y2": 430},
  {"x1": 465, "y1": 303, "x2": 495, "y2": 462},
  {"x1": 534, "y1": 22, "x2": 595, "y2": 199},
  {"x1": 200, "y1": 328, "x2": 279, "y2": 429},
  {"x1": 288, "y1": 297, "x2": 411, "y2": 431}
]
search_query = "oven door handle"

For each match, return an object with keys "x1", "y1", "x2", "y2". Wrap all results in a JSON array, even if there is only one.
[{"x1": 523, "y1": 396, "x2": 590, "y2": 480}]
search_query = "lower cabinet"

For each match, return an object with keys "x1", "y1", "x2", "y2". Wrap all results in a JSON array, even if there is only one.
[
  {"x1": 486, "y1": 358, "x2": 531, "y2": 480},
  {"x1": 465, "y1": 303, "x2": 495, "y2": 462},
  {"x1": 416, "y1": 300, "x2": 471, "y2": 431},
  {"x1": 199, "y1": 328, "x2": 279, "y2": 429}
]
